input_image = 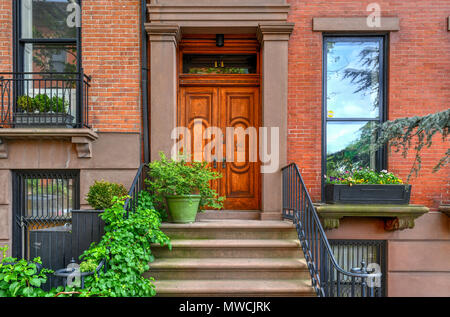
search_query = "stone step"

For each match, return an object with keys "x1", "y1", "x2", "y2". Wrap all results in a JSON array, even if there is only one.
[
  {"x1": 154, "y1": 279, "x2": 316, "y2": 297},
  {"x1": 197, "y1": 210, "x2": 261, "y2": 220},
  {"x1": 147, "y1": 258, "x2": 309, "y2": 280},
  {"x1": 161, "y1": 220, "x2": 298, "y2": 240},
  {"x1": 152, "y1": 239, "x2": 302, "y2": 258}
]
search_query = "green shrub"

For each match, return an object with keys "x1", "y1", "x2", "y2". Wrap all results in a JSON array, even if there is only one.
[
  {"x1": 16, "y1": 94, "x2": 68, "y2": 113},
  {"x1": 146, "y1": 152, "x2": 225, "y2": 212},
  {"x1": 86, "y1": 180, "x2": 128, "y2": 210},
  {"x1": 16, "y1": 95, "x2": 34, "y2": 112},
  {"x1": 0, "y1": 245, "x2": 53, "y2": 297}
]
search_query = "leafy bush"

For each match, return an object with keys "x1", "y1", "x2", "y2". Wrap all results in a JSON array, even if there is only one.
[
  {"x1": 86, "y1": 180, "x2": 128, "y2": 210},
  {"x1": 0, "y1": 245, "x2": 53, "y2": 297},
  {"x1": 146, "y1": 152, "x2": 225, "y2": 211},
  {"x1": 51, "y1": 192, "x2": 171, "y2": 297},
  {"x1": 326, "y1": 168, "x2": 405, "y2": 185},
  {"x1": 16, "y1": 94, "x2": 68, "y2": 113}
]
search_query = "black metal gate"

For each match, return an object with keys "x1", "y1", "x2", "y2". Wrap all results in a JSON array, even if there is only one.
[{"x1": 12, "y1": 170, "x2": 80, "y2": 259}]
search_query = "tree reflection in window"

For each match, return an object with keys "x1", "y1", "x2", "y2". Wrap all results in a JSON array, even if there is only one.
[{"x1": 324, "y1": 37, "x2": 384, "y2": 177}]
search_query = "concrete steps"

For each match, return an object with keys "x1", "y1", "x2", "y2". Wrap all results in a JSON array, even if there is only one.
[
  {"x1": 153, "y1": 279, "x2": 316, "y2": 297},
  {"x1": 148, "y1": 219, "x2": 315, "y2": 297}
]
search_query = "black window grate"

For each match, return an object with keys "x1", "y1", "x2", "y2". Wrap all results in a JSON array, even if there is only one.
[
  {"x1": 12, "y1": 170, "x2": 80, "y2": 259},
  {"x1": 326, "y1": 239, "x2": 387, "y2": 297}
]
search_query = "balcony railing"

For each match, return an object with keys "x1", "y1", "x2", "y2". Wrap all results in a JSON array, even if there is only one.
[{"x1": 0, "y1": 71, "x2": 90, "y2": 128}]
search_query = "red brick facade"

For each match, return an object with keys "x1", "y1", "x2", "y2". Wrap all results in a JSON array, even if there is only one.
[
  {"x1": 0, "y1": 0, "x2": 12, "y2": 72},
  {"x1": 0, "y1": 0, "x2": 447, "y2": 208},
  {"x1": 82, "y1": 0, "x2": 142, "y2": 133},
  {"x1": 286, "y1": 0, "x2": 450, "y2": 209}
]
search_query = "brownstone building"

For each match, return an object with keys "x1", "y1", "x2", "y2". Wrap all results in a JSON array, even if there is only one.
[{"x1": 0, "y1": 0, "x2": 448, "y2": 297}]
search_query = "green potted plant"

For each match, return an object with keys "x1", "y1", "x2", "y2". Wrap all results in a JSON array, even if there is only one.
[
  {"x1": 146, "y1": 152, "x2": 224, "y2": 223},
  {"x1": 325, "y1": 168, "x2": 411, "y2": 204},
  {"x1": 15, "y1": 94, "x2": 73, "y2": 127}
]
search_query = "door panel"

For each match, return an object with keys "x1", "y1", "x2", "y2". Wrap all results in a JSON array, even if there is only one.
[
  {"x1": 220, "y1": 87, "x2": 260, "y2": 210},
  {"x1": 178, "y1": 86, "x2": 260, "y2": 210}
]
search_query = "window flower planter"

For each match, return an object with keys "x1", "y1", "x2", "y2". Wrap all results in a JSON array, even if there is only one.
[
  {"x1": 14, "y1": 113, "x2": 74, "y2": 128},
  {"x1": 324, "y1": 184, "x2": 412, "y2": 204}
]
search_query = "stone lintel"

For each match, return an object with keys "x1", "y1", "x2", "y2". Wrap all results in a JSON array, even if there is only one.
[
  {"x1": 0, "y1": 128, "x2": 98, "y2": 159},
  {"x1": 313, "y1": 17, "x2": 400, "y2": 32},
  {"x1": 315, "y1": 204, "x2": 429, "y2": 231}
]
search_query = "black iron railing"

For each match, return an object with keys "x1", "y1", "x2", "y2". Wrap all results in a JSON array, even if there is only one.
[
  {"x1": 282, "y1": 163, "x2": 382, "y2": 297},
  {"x1": 124, "y1": 164, "x2": 148, "y2": 214},
  {"x1": 0, "y1": 71, "x2": 90, "y2": 128}
]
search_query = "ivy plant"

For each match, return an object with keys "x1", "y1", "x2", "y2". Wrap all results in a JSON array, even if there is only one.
[
  {"x1": 49, "y1": 192, "x2": 171, "y2": 297},
  {"x1": 0, "y1": 245, "x2": 53, "y2": 297}
]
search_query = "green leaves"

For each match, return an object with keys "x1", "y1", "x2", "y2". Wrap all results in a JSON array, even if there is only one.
[
  {"x1": 86, "y1": 180, "x2": 128, "y2": 210},
  {"x1": 371, "y1": 109, "x2": 450, "y2": 180},
  {"x1": 0, "y1": 246, "x2": 53, "y2": 297},
  {"x1": 147, "y1": 152, "x2": 225, "y2": 212}
]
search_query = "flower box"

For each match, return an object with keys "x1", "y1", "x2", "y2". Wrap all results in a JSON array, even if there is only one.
[
  {"x1": 324, "y1": 184, "x2": 412, "y2": 204},
  {"x1": 14, "y1": 113, "x2": 74, "y2": 128}
]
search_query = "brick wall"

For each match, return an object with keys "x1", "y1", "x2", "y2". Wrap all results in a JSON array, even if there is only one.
[
  {"x1": 82, "y1": 0, "x2": 142, "y2": 133},
  {"x1": 0, "y1": 0, "x2": 12, "y2": 72},
  {"x1": 286, "y1": 0, "x2": 450, "y2": 209}
]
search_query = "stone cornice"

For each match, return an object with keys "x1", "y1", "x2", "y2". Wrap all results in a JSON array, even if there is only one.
[
  {"x1": 315, "y1": 204, "x2": 429, "y2": 231},
  {"x1": 257, "y1": 22, "x2": 295, "y2": 43},
  {"x1": 145, "y1": 23, "x2": 181, "y2": 45},
  {"x1": 0, "y1": 128, "x2": 98, "y2": 158}
]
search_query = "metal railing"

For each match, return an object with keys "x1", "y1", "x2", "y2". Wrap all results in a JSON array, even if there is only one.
[
  {"x1": 0, "y1": 71, "x2": 90, "y2": 128},
  {"x1": 124, "y1": 164, "x2": 148, "y2": 214},
  {"x1": 282, "y1": 163, "x2": 382, "y2": 297}
]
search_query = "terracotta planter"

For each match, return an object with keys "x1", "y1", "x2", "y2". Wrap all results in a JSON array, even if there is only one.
[{"x1": 325, "y1": 184, "x2": 412, "y2": 204}]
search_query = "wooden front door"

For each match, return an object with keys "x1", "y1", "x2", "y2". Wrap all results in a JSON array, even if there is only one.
[{"x1": 178, "y1": 86, "x2": 260, "y2": 210}]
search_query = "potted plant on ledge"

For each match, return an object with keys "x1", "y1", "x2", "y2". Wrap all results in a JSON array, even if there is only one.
[
  {"x1": 147, "y1": 152, "x2": 224, "y2": 223},
  {"x1": 325, "y1": 168, "x2": 411, "y2": 204}
]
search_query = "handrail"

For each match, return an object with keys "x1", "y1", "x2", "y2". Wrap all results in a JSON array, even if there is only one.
[
  {"x1": 282, "y1": 163, "x2": 381, "y2": 297},
  {"x1": 124, "y1": 163, "x2": 146, "y2": 214}
]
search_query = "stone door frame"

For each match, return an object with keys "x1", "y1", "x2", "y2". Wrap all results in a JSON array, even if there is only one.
[{"x1": 145, "y1": 0, "x2": 294, "y2": 219}]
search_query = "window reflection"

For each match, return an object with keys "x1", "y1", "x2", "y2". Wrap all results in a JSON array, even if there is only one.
[
  {"x1": 21, "y1": 0, "x2": 77, "y2": 39},
  {"x1": 326, "y1": 121, "x2": 377, "y2": 175},
  {"x1": 326, "y1": 40, "x2": 381, "y2": 119}
]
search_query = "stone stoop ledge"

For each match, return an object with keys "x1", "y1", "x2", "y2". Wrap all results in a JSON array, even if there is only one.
[
  {"x1": 314, "y1": 203, "x2": 429, "y2": 231},
  {"x1": 0, "y1": 128, "x2": 99, "y2": 159}
]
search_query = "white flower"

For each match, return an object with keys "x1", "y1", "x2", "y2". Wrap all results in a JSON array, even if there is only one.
[{"x1": 381, "y1": 170, "x2": 388, "y2": 173}]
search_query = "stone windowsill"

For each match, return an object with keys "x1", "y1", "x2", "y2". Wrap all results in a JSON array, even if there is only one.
[
  {"x1": 314, "y1": 203, "x2": 429, "y2": 231},
  {"x1": 0, "y1": 128, "x2": 99, "y2": 158}
]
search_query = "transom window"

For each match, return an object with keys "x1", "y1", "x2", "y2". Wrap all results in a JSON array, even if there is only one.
[
  {"x1": 182, "y1": 54, "x2": 257, "y2": 74},
  {"x1": 323, "y1": 36, "x2": 386, "y2": 183}
]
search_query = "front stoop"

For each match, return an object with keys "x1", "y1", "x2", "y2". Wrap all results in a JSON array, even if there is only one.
[{"x1": 146, "y1": 219, "x2": 316, "y2": 297}]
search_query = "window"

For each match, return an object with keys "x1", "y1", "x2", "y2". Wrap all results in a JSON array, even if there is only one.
[
  {"x1": 323, "y1": 36, "x2": 386, "y2": 183},
  {"x1": 182, "y1": 54, "x2": 257, "y2": 74},
  {"x1": 15, "y1": 0, "x2": 80, "y2": 74},
  {"x1": 12, "y1": 170, "x2": 80, "y2": 259}
]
